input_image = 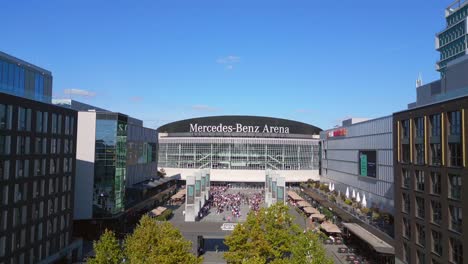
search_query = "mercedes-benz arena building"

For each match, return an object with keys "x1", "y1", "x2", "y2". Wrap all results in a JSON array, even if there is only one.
[{"x1": 157, "y1": 116, "x2": 322, "y2": 183}]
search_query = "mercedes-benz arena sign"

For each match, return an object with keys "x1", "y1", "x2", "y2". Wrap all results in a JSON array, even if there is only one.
[{"x1": 157, "y1": 116, "x2": 322, "y2": 183}]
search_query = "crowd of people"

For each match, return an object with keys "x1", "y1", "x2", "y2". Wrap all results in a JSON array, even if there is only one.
[{"x1": 201, "y1": 185, "x2": 264, "y2": 221}]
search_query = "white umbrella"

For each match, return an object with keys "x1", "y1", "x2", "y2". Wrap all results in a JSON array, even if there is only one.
[
  {"x1": 352, "y1": 189, "x2": 356, "y2": 199},
  {"x1": 356, "y1": 192, "x2": 361, "y2": 203},
  {"x1": 362, "y1": 194, "x2": 367, "y2": 208},
  {"x1": 346, "y1": 187, "x2": 350, "y2": 198},
  {"x1": 330, "y1": 183, "x2": 334, "y2": 191}
]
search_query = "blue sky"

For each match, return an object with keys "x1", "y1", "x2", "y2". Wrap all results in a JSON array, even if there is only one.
[{"x1": 2, "y1": 0, "x2": 450, "y2": 129}]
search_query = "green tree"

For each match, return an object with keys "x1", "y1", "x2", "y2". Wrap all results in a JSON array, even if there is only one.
[
  {"x1": 124, "y1": 215, "x2": 202, "y2": 264},
  {"x1": 224, "y1": 203, "x2": 333, "y2": 264},
  {"x1": 290, "y1": 231, "x2": 334, "y2": 264},
  {"x1": 88, "y1": 229, "x2": 124, "y2": 264}
]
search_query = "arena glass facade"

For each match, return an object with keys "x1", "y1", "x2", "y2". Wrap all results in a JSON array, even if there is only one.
[{"x1": 157, "y1": 116, "x2": 321, "y2": 183}]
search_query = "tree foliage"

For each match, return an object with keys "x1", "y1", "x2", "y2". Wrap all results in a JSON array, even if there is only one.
[
  {"x1": 224, "y1": 203, "x2": 333, "y2": 264},
  {"x1": 125, "y1": 215, "x2": 202, "y2": 264},
  {"x1": 88, "y1": 229, "x2": 124, "y2": 264},
  {"x1": 90, "y1": 216, "x2": 202, "y2": 264}
]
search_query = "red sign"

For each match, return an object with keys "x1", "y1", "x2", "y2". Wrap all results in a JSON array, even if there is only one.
[{"x1": 327, "y1": 128, "x2": 347, "y2": 138}]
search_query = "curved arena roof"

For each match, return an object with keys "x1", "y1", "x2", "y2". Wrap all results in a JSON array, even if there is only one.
[{"x1": 157, "y1": 116, "x2": 321, "y2": 138}]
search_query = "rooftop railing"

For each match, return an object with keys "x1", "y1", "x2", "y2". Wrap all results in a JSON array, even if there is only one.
[{"x1": 446, "y1": 0, "x2": 468, "y2": 15}]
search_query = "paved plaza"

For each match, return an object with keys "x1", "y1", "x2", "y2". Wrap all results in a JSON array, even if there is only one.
[{"x1": 168, "y1": 187, "x2": 346, "y2": 264}]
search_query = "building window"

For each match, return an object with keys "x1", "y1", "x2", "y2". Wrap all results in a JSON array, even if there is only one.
[
  {"x1": 416, "y1": 223, "x2": 425, "y2": 247},
  {"x1": 415, "y1": 117, "x2": 424, "y2": 138},
  {"x1": 415, "y1": 170, "x2": 425, "y2": 192},
  {"x1": 416, "y1": 197, "x2": 425, "y2": 219},
  {"x1": 449, "y1": 174, "x2": 461, "y2": 200},
  {"x1": 0, "y1": 104, "x2": 12, "y2": 130},
  {"x1": 417, "y1": 250, "x2": 425, "y2": 264},
  {"x1": 17, "y1": 136, "x2": 30, "y2": 155},
  {"x1": 402, "y1": 144, "x2": 410, "y2": 163},
  {"x1": 450, "y1": 238, "x2": 463, "y2": 264},
  {"x1": 429, "y1": 143, "x2": 442, "y2": 166},
  {"x1": 449, "y1": 205, "x2": 462, "y2": 233},
  {"x1": 51, "y1": 113, "x2": 57, "y2": 134},
  {"x1": 404, "y1": 243, "x2": 411, "y2": 263},
  {"x1": 402, "y1": 120, "x2": 410, "y2": 138},
  {"x1": 0, "y1": 135, "x2": 11, "y2": 155},
  {"x1": 448, "y1": 143, "x2": 462, "y2": 167},
  {"x1": 15, "y1": 160, "x2": 29, "y2": 179},
  {"x1": 432, "y1": 231, "x2": 442, "y2": 256},
  {"x1": 431, "y1": 172, "x2": 441, "y2": 195},
  {"x1": 403, "y1": 218, "x2": 411, "y2": 240},
  {"x1": 448, "y1": 111, "x2": 461, "y2": 136},
  {"x1": 431, "y1": 200, "x2": 442, "y2": 225},
  {"x1": 18, "y1": 107, "x2": 31, "y2": 131},
  {"x1": 402, "y1": 168, "x2": 410, "y2": 188},
  {"x1": 430, "y1": 114, "x2": 441, "y2": 137},
  {"x1": 415, "y1": 143, "x2": 425, "y2": 165},
  {"x1": 402, "y1": 192, "x2": 410, "y2": 214}
]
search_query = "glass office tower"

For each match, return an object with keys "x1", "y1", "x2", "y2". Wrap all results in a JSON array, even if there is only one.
[
  {"x1": 0, "y1": 51, "x2": 52, "y2": 104},
  {"x1": 436, "y1": 0, "x2": 468, "y2": 75}
]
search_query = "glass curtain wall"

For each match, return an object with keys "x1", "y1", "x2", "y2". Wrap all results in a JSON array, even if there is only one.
[
  {"x1": 93, "y1": 113, "x2": 127, "y2": 217},
  {"x1": 158, "y1": 138, "x2": 319, "y2": 171}
]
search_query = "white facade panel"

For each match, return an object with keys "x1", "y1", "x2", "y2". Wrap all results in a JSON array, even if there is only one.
[
  {"x1": 164, "y1": 168, "x2": 319, "y2": 182},
  {"x1": 74, "y1": 112, "x2": 96, "y2": 220}
]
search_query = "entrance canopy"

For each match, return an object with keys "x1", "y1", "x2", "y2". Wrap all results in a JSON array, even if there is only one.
[
  {"x1": 171, "y1": 189, "x2": 186, "y2": 200},
  {"x1": 342, "y1": 223, "x2": 394, "y2": 255}
]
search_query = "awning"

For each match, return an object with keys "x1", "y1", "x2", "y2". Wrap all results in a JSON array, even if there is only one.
[
  {"x1": 302, "y1": 207, "x2": 319, "y2": 215},
  {"x1": 320, "y1": 222, "x2": 341, "y2": 233},
  {"x1": 342, "y1": 223, "x2": 394, "y2": 255},
  {"x1": 287, "y1": 191, "x2": 304, "y2": 201},
  {"x1": 297, "y1": 201, "x2": 312, "y2": 208},
  {"x1": 150, "y1": 206, "x2": 167, "y2": 217},
  {"x1": 310, "y1": 213, "x2": 325, "y2": 221},
  {"x1": 171, "y1": 189, "x2": 186, "y2": 200}
]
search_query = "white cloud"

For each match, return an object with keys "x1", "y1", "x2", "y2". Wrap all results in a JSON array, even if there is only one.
[
  {"x1": 130, "y1": 96, "x2": 143, "y2": 103},
  {"x1": 217, "y1": 55, "x2": 240, "y2": 70},
  {"x1": 295, "y1": 109, "x2": 313, "y2": 114},
  {"x1": 63, "y1": 88, "x2": 96, "y2": 97},
  {"x1": 216, "y1": 55, "x2": 240, "y2": 64},
  {"x1": 191, "y1": 104, "x2": 219, "y2": 112}
]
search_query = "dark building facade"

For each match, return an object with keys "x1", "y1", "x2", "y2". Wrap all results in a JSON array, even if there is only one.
[
  {"x1": 0, "y1": 92, "x2": 79, "y2": 263},
  {"x1": 0, "y1": 51, "x2": 52, "y2": 104},
  {"x1": 394, "y1": 96, "x2": 467, "y2": 264}
]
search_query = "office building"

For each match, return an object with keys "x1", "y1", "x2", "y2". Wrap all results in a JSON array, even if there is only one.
[
  {"x1": 394, "y1": 2, "x2": 468, "y2": 263},
  {"x1": 0, "y1": 51, "x2": 81, "y2": 263},
  {"x1": 157, "y1": 116, "x2": 322, "y2": 184},
  {"x1": 54, "y1": 100, "x2": 167, "y2": 236},
  {"x1": 320, "y1": 117, "x2": 394, "y2": 215},
  {"x1": 394, "y1": 95, "x2": 467, "y2": 264}
]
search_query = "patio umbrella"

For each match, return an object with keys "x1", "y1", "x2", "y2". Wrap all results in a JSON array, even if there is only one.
[
  {"x1": 352, "y1": 189, "x2": 356, "y2": 199},
  {"x1": 362, "y1": 194, "x2": 367, "y2": 208},
  {"x1": 346, "y1": 187, "x2": 349, "y2": 198},
  {"x1": 356, "y1": 192, "x2": 361, "y2": 203}
]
